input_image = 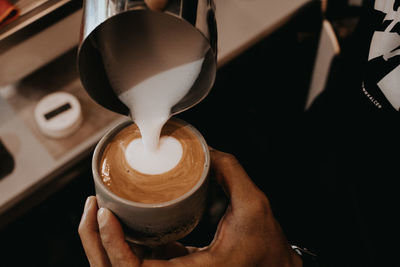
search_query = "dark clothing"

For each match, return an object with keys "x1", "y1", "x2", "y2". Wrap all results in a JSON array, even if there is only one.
[{"x1": 303, "y1": 1, "x2": 400, "y2": 266}]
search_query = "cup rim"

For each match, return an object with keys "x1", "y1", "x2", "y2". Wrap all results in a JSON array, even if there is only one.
[{"x1": 92, "y1": 117, "x2": 210, "y2": 208}]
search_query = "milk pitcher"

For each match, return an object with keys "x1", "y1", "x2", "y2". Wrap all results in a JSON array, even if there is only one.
[{"x1": 77, "y1": 0, "x2": 217, "y2": 115}]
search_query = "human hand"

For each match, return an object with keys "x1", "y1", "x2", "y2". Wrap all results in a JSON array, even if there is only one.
[
  {"x1": 78, "y1": 149, "x2": 302, "y2": 267},
  {"x1": 145, "y1": 0, "x2": 168, "y2": 11}
]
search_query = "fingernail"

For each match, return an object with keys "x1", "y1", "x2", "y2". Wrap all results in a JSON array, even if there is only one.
[{"x1": 97, "y1": 208, "x2": 107, "y2": 228}]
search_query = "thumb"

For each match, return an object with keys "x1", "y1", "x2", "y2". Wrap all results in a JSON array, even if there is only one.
[
  {"x1": 210, "y1": 149, "x2": 269, "y2": 212},
  {"x1": 145, "y1": 0, "x2": 168, "y2": 11},
  {"x1": 97, "y1": 208, "x2": 141, "y2": 267}
]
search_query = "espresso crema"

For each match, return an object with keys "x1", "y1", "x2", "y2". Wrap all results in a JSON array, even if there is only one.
[{"x1": 100, "y1": 120, "x2": 205, "y2": 204}]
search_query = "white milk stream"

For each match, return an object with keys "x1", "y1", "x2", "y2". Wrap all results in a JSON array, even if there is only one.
[{"x1": 117, "y1": 58, "x2": 204, "y2": 174}]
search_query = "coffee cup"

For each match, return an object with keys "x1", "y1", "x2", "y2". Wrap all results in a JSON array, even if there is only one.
[{"x1": 92, "y1": 117, "x2": 210, "y2": 247}]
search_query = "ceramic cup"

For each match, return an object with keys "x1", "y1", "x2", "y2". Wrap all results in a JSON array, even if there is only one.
[{"x1": 92, "y1": 117, "x2": 210, "y2": 247}]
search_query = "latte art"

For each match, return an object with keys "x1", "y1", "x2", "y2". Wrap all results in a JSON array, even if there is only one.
[
  {"x1": 125, "y1": 136, "x2": 183, "y2": 175},
  {"x1": 100, "y1": 119, "x2": 205, "y2": 204}
]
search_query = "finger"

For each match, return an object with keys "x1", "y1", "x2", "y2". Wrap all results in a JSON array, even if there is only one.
[
  {"x1": 78, "y1": 196, "x2": 111, "y2": 267},
  {"x1": 97, "y1": 208, "x2": 141, "y2": 267},
  {"x1": 210, "y1": 150, "x2": 268, "y2": 210},
  {"x1": 128, "y1": 242, "x2": 148, "y2": 260},
  {"x1": 145, "y1": 0, "x2": 168, "y2": 11},
  {"x1": 185, "y1": 246, "x2": 202, "y2": 254}
]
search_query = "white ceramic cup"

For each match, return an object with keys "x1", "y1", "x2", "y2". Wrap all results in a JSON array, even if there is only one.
[{"x1": 92, "y1": 117, "x2": 210, "y2": 247}]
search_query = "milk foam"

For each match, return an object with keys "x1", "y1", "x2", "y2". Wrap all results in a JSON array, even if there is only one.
[
  {"x1": 118, "y1": 58, "x2": 204, "y2": 152},
  {"x1": 125, "y1": 136, "x2": 183, "y2": 175}
]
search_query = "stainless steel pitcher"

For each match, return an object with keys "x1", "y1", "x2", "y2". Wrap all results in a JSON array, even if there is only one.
[{"x1": 77, "y1": 0, "x2": 217, "y2": 116}]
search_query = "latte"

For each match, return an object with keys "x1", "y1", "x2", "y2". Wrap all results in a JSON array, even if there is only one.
[{"x1": 99, "y1": 119, "x2": 206, "y2": 204}]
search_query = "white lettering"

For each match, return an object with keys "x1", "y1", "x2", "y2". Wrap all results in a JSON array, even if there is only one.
[{"x1": 362, "y1": 82, "x2": 383, "y2": 108}]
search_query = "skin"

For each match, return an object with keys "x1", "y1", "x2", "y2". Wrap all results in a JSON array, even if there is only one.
[
  {"x1": 145, "y1": 0, "x2": 169, "y2": 11},
  {"x1": 79, "y1": 149, "x2": 303, "y2": 267}
]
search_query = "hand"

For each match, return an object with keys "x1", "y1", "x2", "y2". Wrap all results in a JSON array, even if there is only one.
[
  {"x1": 78, "y1": 149, "x2": 303, "y2": 267},
  {"x1": 145, "y1": 0, "x2": 168, "y2": 11}
]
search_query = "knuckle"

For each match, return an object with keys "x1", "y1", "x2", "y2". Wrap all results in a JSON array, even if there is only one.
[
  {"x1": 100, "y1": 231, "x2": 113, "y2": 247},
  {"x1": 251, "y1": 192, "x2": 271, "y2": 214},
  {"x1": 220, "y1": 152, "x2": 239, "y2": 166},
  {"x1": 78, "y1": 223, "x2": 86, "y2": 236}
]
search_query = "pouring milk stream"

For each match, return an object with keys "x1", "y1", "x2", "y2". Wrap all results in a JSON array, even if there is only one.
[{"x1": 101, "y1": 55, "x2": 205, "y2": 175}]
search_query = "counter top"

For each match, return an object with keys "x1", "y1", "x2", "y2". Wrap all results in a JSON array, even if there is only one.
[{"x1": 0, "y1": 0, "x2": 311, "y2": 223}]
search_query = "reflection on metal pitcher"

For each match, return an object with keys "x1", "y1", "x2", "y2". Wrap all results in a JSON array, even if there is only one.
[{"x1": 78, "y1": 0, "x2": 217, "y2": 116}]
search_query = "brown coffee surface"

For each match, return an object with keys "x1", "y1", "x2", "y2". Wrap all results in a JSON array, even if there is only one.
[{"x1": 100, "y1": 120, "x2": 205, "y2": 204}]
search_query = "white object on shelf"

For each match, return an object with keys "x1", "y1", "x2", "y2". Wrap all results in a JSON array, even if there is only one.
[{"x1": 34, "y1": 92, "x2": 82, "y2": 138}]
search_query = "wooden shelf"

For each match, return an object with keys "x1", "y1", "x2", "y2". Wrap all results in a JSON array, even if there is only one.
[{"x1": 0, "y1": 0, "x2": 72, "y2": 41}]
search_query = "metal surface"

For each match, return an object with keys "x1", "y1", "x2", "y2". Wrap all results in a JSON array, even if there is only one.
[{"x1": 78, "y1": 0, "x2": 217, "y2": 116}]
